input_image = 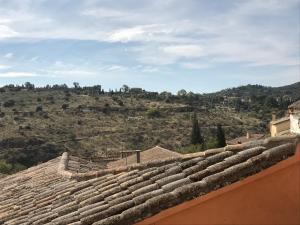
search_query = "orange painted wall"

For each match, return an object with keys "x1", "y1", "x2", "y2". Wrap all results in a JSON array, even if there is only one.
[{"x1": 136, "y1": 144, "x2": 300, "y2": 225}]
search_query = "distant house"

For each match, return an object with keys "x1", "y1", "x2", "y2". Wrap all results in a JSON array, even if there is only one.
[
  {"x1": 107, "y1": 146, "x2": 183, "y2": 168},
  {"x1": 288, "y1": 100, "x2": 300, "y2": 134},
  {"x1": 130, "y1": 88, "x2": 144, "y2": 94},
  {"x1": 270, "y1": 116, "x2": 290, "y2": 137},
  {"x1": 270, "y1": 100, "x2": 300, "y2": 137}
]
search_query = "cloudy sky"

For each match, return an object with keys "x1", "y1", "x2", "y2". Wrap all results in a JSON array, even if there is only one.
[{"x1": 0, "y1": 0, "x2": 299, "y2": 93}]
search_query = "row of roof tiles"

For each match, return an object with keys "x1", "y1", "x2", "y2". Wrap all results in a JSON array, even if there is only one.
[{"x1": 0, "y1": 135, "x2": 299, "y2": 225}]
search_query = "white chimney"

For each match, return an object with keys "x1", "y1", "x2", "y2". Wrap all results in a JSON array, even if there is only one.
[{"x1": 246, "y1": 132, "x2": 251, "y2": 139}]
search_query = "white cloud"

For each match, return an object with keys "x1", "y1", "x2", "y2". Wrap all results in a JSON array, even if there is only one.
[
  {"x1": 141, "y1": 66, "x2": 159, "y2": 73},
  {"x1": 82, "y1": 8, "x2": 128, "y2": 19},
  {"x1": 107, "y1": 24, "x2": 174, "y2": 43},
  {"x1": 50, "y1": 69, "x2": 96, "y2": 76},
  {"x1": 29, "y1": 56, "x2": 39, "y2": 62},
  {"x1": 0, "y1": 0, "x2": 298, "y2": 70},
  {"x1": 105, "y1": 65, "x2": 128, "y2": 72},
  {"x1": 236, "y1": 67, "x2": 300, "y2": 86},
  {"x1": 0, "y1": 25, "x2": 18, "y2": 39},
  {"x1": 108, "y1": 27, "x2": 146, "y2": 43},
  {"x1": 4, "y1": 53, "x2": 14, "y2": 58},
  {"x1": 181, "y1": 62, "x2": 211, "y2": 70},
  {"x1": 0, "y1": 64, "x2": 10, "y2": 70},
  {"x1": 161, "y1": 45, "x2": 203, "y2": 58},
  {"x1": 0, "y1": 72, "x2": 37, "y2": 78}
]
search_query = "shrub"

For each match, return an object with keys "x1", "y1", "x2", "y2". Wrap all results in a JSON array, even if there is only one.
[
  {"x1": 146, "y1": 107, "x2": 161, "y2": 118},
  {"x1": 3, "y1": 100, "x2": 15, "y2": 107},
  {"x1": 46, "y1": 96, "x2": 54, "y2": 101},
  {"x1": 177, "y1": 144, "x2": 204, "y2": 154},
  {"x1": 36, "y1": 106, "x2": 43, "y2": 112},
  {"x1": 0, "y1": 160, "x2": 12, "y2": 174},
  {"x1": 62, "y1": 103, "x2": 69, "y2": 110}
]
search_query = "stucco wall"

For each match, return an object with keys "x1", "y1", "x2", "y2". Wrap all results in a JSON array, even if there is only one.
[
  {"x1": 290, "y1": 114, "x2": 300, "y2": 134},
  {"x1": 270, "y1": 120, "x2": 290, "y2": 137},
  {"x1": 136, "y1": 145, "x2": 300, "y2": 225}
]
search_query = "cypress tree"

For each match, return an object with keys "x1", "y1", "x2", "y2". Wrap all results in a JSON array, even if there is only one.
[
  {"x1": 216, "y1": 124, "x2": 226, "y2": 147},
  {"x1": 191, "y1": 113, "x2": 203, "y2": 145}
]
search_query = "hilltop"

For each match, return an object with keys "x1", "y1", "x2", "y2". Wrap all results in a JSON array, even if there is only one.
[{"x1": 0, "y1": 82, "x2": 299, "y2": 174}]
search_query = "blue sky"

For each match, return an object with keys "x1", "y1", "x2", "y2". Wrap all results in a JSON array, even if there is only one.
[{"x1": 0, "y1": 0, "x2": 299, "y2": 93}]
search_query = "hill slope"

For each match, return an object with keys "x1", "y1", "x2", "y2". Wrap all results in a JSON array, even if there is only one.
[{"x1": 0, "y1": 82, "x2": 299, "y2": 174}]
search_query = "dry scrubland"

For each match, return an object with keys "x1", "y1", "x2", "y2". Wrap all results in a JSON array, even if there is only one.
[{"x1": 0, "y1": 82, "x2": 299, "y2": 174}]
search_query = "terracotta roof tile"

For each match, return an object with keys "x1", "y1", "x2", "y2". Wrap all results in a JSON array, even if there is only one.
[
  {"x1": 0, "y1": 135, "x2": 299, "y2": 225},
  {"x1": 107, "y1": 146, "x2": 183, "y2": 168},
  {"x1": 289, "y1": 100, "x2": 300, "y2": 110}
]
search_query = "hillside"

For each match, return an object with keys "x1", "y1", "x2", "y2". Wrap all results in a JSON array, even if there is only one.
[{"x1": 0, "y1": 82, "x2": 299, "y2": 174}]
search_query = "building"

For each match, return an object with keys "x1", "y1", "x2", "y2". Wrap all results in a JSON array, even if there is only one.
[
  {"x1": 289, "y1": 100, "x2": 300, "y2": 134},
  {"x1": 107, "y1": 146, "x2": 183, "y2": 168},
  {"x1": 0, "y1": 135, "x2": 299, "y2": 225},
  {"x1": 270, "y1": 116, "x2": 290, "y2": 137},
  {"x1": 270, "y1": 100, "x2": 300, "y2": 137}
]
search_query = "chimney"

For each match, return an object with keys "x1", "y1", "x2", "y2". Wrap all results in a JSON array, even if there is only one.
[
  {"x1": 136, "y1": 150, "x2": 141, "y2": 163},
  {"x1": 272, "y1": 112, "x2": 276, "y2": 121},
  {"x1": 246, "y1": 132, "x2": 251, "y2": 139},
  {"x1": 285, "y1": 111, "x2": 290, "y2": 117}
]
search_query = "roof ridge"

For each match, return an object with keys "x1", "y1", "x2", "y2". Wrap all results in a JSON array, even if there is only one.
[
  {"x1": 1, "y1": 136, "x2": 299, "y2": 225},
  {"x1": 56, "y1": 134, "x2": 300, "y2": 181}
]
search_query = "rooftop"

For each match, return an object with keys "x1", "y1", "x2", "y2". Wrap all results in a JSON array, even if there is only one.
[
  {"x1": 107, "y1": 146, "x2": 183, "y2": 168},
  {"x1": 0, "y1": 135, "x2": 299, "y2": 225},
  {"x1": 270, "y1": 116, "x2": 290, "y2": 125},
  {"x1": 289, "y1": 100, "x2": 300, "y2": 110}
]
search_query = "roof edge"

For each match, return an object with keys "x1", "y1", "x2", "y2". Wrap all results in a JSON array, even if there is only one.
[{"x1": 56, "y1": 135, "x2": 300, "y2": 181}]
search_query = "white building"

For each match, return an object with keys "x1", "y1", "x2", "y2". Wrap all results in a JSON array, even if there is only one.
[
  {"x1": 270, "y1": 100, "x2": 300, "y2": 137},
  {"x1": 288, "y1": 100, "x2": 300, "y2": 134}
]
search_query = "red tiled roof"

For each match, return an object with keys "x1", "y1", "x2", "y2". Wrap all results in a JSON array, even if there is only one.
[
  {"x1": 0, "y1": 135, "x2": 299, "y2": 225},
  {"x1": 107, "y1": 146, "x2": 183, "y2": 168},
  {"x1": 289, "y1": 100, "x2": 300, "y2": 110}
]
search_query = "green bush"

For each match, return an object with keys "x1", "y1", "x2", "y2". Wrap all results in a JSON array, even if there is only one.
[
  {"x1": 3, "y1": 99, "x2": 15, "y2": 107},
  {"x1": 205, "y1": 139, "x2": 218, "y2": 149},
  {"x1": 36, "y1": 105, "x2": 43, "y2": 112},
  {"x1": 62, "y1": 103, "x2": 69, "y2": 110},
  {"x1": 176, "y1": 144, "x2": 204, "y2": 154},
  {"x1": 146, "y1": 107, "x2": 161, "y2": 118},
  {"x1": 0, "y1": 160, "x2": 12, "y2": 174}
]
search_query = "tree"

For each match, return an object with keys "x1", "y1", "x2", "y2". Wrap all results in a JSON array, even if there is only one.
[
  {"x1": 216, "y1": 124, "x2": 226, "y2": 147},
  {"x1": 191, "y1": 113, "x2": 203, "y2": 145},
  {"x1": 121, "y1": 85, "x2": 130, "y2": 93},
  {"x1": 73, "y1": 82, "x2": 80, "y2": 89},
  {"x1": 24, "y1": 82, "x2": 35, "y2": 90},
  {"x1": 177, "y1": 89, "x2": 187, "y2": 97}
]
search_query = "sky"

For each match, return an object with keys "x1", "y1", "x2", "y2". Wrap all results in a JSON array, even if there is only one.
[{"x1": 0, "y1": 0, "x2": 299, "y2": 93}]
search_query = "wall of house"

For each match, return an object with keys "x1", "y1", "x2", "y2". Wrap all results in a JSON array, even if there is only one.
[
  {"x1": 270, "y1": 120, "x2": 290, "y2": 137},
  {"x1": 136, "y1": 144, "x2": 300, "y2": 225},
  {"x1": 290, "y1": 114, "x2": 300, "y2": 134}
]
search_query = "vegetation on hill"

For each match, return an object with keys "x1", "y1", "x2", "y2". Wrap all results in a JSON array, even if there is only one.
[{"x1": 0, "y1": 81, "x2": 299, "y2": 174}]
